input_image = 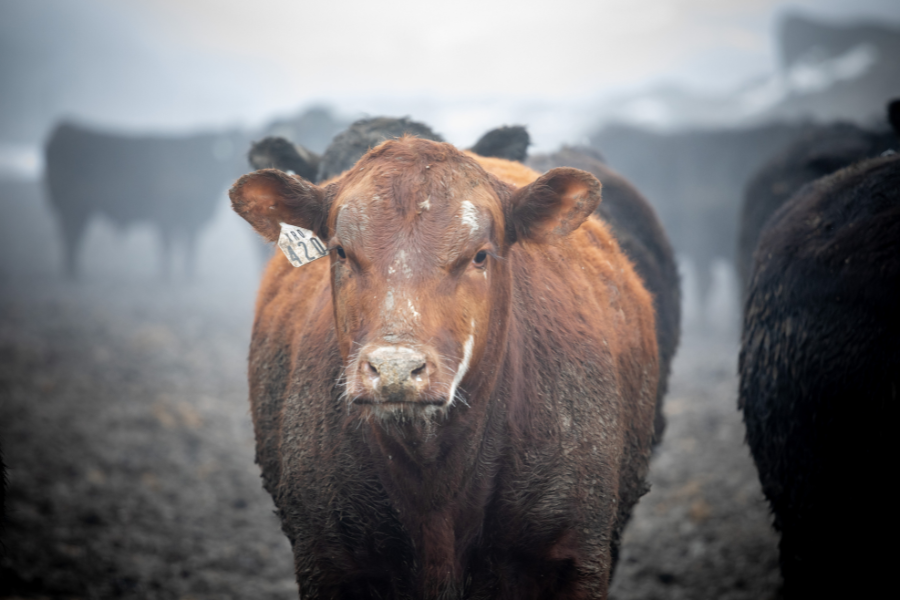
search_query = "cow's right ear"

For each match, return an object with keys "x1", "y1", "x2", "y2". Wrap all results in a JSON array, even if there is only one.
[{"x1": 229, "y1": 169, "x2": 329, "y2": 241}]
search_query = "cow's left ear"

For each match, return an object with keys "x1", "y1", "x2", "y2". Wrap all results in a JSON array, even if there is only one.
[
  {"x1": 229, "y1": 169, "x2": 330, "y2": 241},
  {"x1": 506, "y1": 167, "x2": 601, "y2": 244}
]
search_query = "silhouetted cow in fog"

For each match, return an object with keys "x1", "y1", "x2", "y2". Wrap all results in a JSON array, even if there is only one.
[
  {"x1": 44, "y1": 121, "x2": 246, "y2": 279},
  {"x1": 739, "y1": 149, "x2": 899, "y2": 598},
  {"x1": 528, "y1": 146, "x2": 680, "y2": 444},
  {"x1": 737, "y1": 107, "x2": 899, "y2": 293},
  {"x1": 592, "y1": 123, "x2": 810, "y2": 315},
  {"x1": 230, "y1": 137, "x2": 659, "y2": 598}
]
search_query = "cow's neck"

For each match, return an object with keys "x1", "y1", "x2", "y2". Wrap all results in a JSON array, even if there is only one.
[
  {"x1": 362, "y1": 338, "x2": 510, "y2": 594},
  {"x1": 361, "y1": 387, "x2": 504, "y2": 596},
  {"x1": 366, "y1": 369, "x2": 504, "y2": 501},
  {"x1": 360, "y1": 272, "x2": 514, "y2": 593}
]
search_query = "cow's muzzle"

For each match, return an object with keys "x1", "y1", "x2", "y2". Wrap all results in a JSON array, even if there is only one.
[{"x1": 356, "y1": 346, "x2": 438, "y2": 404}]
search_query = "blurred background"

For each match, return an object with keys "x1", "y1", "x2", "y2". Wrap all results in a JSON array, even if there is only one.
[
  {"x1": 2, "y1": 0, "x2": 899, "y2": 325},
  {"x1": 1, "y1": 0, "x2": 898, "y2": 598}
]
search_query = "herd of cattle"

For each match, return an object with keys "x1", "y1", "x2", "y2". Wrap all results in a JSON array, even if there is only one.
[{"x1": 28, "y1": 101, "x2": 900, "y2": 598}]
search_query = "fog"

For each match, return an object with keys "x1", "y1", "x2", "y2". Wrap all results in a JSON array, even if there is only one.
[
  {"x1": 2, "y1": 0, "x2": 898, "y2": 309},
  {"x1": 1, "y1": 0, "x2": 899, "y2": 597}
]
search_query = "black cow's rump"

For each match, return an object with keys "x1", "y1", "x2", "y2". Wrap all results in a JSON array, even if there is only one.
[{"x1": 739, "y1": 152, "x2": 900, "y2": 598}]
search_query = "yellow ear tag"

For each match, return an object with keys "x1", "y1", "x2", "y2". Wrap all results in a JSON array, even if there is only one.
[{"x1": 277, "y1": 222, "x2": 328, "y2": 267}]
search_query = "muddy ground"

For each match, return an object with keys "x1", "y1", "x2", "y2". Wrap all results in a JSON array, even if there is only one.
[{"x1": 0, "y1": 274, "x2": 780, "y2": 600}]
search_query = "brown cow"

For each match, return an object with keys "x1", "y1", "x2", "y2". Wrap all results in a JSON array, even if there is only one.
[{"x1": 230, "y1": 137, "x2": 658, "y2": 599}]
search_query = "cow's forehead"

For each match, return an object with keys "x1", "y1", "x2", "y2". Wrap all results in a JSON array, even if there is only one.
[{"x1": 332, "y1": 161, "x2": 497, "y2": 265}]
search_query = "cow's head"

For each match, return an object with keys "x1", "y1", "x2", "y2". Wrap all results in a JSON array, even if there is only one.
[{"x1": 231, "y1": 137, "x2": 600, "y2": 422}]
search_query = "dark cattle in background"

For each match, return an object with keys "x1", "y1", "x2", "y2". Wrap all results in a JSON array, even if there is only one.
[
  {"x1": 737, "y1": 113, "x2": 898, "y2": 293},
  {"x1": 230, "y1": 138, "x2": 659, "y2": 598},
  {"x1": 591, "y1": 9, "x2": 900, "y2": 312},
  {"x1": 248, "y1": 136, "x2": 319, "y2": 181},
  {"x1": 591, "y1": 122, "x2": 810, "y2": 314},
  {"x1": 250, "y1": 117, "x2": 441, "y2": 186},
  {"x1": 44, "y1": 121, "x2": 247, "y2": 279},
  {"x1": 528, "y1": 146, "x2": 680, "y2": 445},
  {"x1": 317, "y1": 116, "x2": 443, "y2": 182},
  {"x1": 470, "y1": 125, "x2": 530, "y2": 162},
  {"x1": 248, "y1": 122, "x2": 532, "y2": 184},
  {"x1": 245, "y1": 136, "x2": 322, "y2": 268},
  {"x1": 738, "y1": 152, "x2": 899, "y2": 598}
]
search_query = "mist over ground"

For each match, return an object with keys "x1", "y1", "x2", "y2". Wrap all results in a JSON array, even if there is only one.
[{"x1": 1, "y1": 0, "x2": 899, "y2": 597}]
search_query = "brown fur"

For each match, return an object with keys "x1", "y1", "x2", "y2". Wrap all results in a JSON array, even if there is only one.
[
  {"x1": 231, "y1": 137, "x2": 658, "y2": 599},
  {"x1": 527, "y1": 146, "x2": 680, "y2": 445}
]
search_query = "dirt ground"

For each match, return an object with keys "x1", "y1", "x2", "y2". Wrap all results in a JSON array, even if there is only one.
[{"x1": 0, "y1": 272, "x2": 780, "y2": 599}]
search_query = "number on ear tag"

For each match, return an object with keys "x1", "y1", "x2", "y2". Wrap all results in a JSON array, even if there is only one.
[{"x1": 277, "y1": 222, "x2": 328, "y2": 267}]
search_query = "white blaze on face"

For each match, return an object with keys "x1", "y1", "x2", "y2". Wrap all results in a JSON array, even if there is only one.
[
  {"x1": 460, "y1": 200, "x2": 482, "y2": 237},
  {"x1": 447, "y1": 320, "x2": 475, "y2": 407},
  {"x1": 407, "y1": 299, "x2": 421, "y2": 321}
]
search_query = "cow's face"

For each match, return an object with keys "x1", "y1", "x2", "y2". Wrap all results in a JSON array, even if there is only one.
[{"x1": 231, "y1": 138, "x2": 600, "y2": 421}]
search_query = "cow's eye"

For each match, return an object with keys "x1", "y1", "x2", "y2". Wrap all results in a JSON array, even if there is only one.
[
  {"x1": 472, "y1": 250, "x2": 488, "y2": 268},
  {"x1": 335, "y1": 246, "x2": 347, "y2": 259}
]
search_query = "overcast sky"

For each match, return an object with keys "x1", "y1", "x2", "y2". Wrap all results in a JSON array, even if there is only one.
[
  {"x1": 135, "y1": 0, "x2": 900, "y2": 99},
  {"x1": 2, "y1": 0, "x2": 899, "y2": 149}
]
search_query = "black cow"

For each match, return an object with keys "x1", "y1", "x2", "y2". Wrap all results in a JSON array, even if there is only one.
[
  {"x1": 738, "y1": 150, "x2": 899, "y2": 598},
  {"x1": 470, "y1": 125, "x2": 530, "y2": 162},
  {"x1": 316, "y1": 117, "x2": 444, "y2": 182},
  {"x1": 737, "y1": 109, "x2": 898, "y2": 293},
  {"x1": 248, "y1": 136, "x2": 319, "y2": 182},
  {"x1": 44, "y1": 121, "x2": 247, "y2": 279},
  {"x1": 528, "y1": 145, "x2": 680, "y2": 445},
  {"x1": 247, "y1": 121, "x2": 530, "y2": 184}
]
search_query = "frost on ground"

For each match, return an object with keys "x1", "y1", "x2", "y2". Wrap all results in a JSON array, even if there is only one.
[{"x1": 0, "y1": 278, "x2": 779, "y2": 599}]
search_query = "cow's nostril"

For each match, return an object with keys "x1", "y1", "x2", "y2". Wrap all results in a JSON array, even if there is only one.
[
  {"x1": 366, "y1": 361, "x2": 379, "y2": 376},
  {"x1": 411, "y1": 363, "x2": 426, "y2": 377}
]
